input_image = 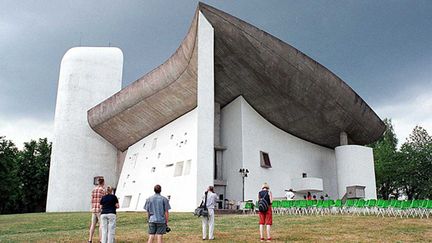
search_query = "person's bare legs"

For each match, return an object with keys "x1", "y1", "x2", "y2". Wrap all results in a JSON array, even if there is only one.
[
  {"x1": 259, "y1": 224, "x2": 264, "y2": 240},
  {"x1": 89, "y1": 222, "x2": 96, "y2": 242},
  {"x1": 266, "y1": 225, "x2": 271, "y2": 240},
  {"x1": 156, "y1": 234, "x2": 163, "y2": 243},
  {"x1": 147, "y1": 234, "x2": 155, "y2": 243},
  {"x1": 89, "y1": 214, "x2": 97, "y2": 242}
]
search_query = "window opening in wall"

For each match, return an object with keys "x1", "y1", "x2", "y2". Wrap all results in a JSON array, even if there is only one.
[
  {"x1": 151, "y1": 167, "x2": 156, "y2": 173},
  {"x1": 122, "y1": 195, "x2": 132, "y2": 208},
  {"x1": 123, "y1": 182, "x2": 126, "y2": 188},
  {"x1": 170, "y1": 134, "x2": 174, "y2": 139},
  {"x1": 184, "y1": 139, "x2": 187, "y2": 144},
  {"x1": 214, "y1": 151, "x2": 217, "y2": 179},
  {"x1": 166, "y1": 163, "x2": 174, "y2": 167},
  {"x1": 130, "y1": 153, "x2": 138, "y2": 168},
  {"x1": 126, "y1": 174, "x2": 130, "y2": 179},
  {"x1": 302, "y1": 173, "x2": 307, "y2": 178},
  {"x1": 93, "y1": 176, "x2": 103, "y2": 185},
  {"x1": 184, "y1": 132, "x2": 187, "y2": 136},
  {"x1": 158, "y1": 153, "x2": 161, "y2": 159},
  {"x1": 174, "y1": 161, "x2": 184, "y2": 177},
  {"x1": 152, "y1": 138, "x2": 158, "y2": 150},
  {"x1": 260, "y1": 151, "x2": 272, "y2": 168},
  {"x1": 143, "y1": 143, "x2": 146, "y2": 148},
  {"x1": 132, "y1": 180, "x2": 136, "y2": 183},
  {"x1": 184, "y1": 160, "x2": 191, "y2": 175},
  {"x1": 135, "y1": 193, "x2": 141, "y2": 210}
]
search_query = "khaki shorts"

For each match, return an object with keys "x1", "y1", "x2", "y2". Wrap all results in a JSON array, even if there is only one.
[{"x1": 91, "y1": 212, "x2": 101, "y2": 226}]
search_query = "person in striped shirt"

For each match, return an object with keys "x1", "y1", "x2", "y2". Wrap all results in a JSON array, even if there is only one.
[{"x1": 88, "y1": 177, "x2": 105, "y2": 243}]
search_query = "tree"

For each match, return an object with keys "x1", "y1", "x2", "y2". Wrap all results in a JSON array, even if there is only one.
[
  {"x1": 399, "y1": 126, "x2": 432, "y2": 199},
  {"x1": 16, "y1": 138, "x2": 52, "y2": 213},
  {"x1": 369, "y1": 119, "x2": 401, "y2": 199},
  {"x1": 0, "y1": 136, "x2": 20, "y2": 213}
]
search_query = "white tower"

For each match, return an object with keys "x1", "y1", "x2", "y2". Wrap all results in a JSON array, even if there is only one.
[{"x1": 46, "y1": 47, "x2": 123, "y2": 212}]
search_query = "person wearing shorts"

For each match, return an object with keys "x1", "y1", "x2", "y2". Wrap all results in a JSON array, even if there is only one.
[
  {"x1": 258, "y1": 182, "x2": 273, "y2": 242},
  {"x1": 144, "y1": 184, "x2": 171, "y2": 243}
]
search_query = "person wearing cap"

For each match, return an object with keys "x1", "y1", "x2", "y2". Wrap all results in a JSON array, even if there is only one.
[
  {"x1": 285, "y1": 189, "x2": 295, "y2": 200},
  {"x1": 258, "y1": 182, "x2": 273, "y2": 242}
]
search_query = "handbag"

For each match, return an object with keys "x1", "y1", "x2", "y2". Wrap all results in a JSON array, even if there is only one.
[{"x1": 194, "y1": 191, "x2": 209, "y2": 217}]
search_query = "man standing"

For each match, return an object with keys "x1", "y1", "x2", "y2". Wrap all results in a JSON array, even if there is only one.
[
  {"x1": 202, "y1": 186, "x2": 218, "y2": 240},
  {"x1": 89, "y1": 177, "x2": 105, "y2": 243},
  {"x1": 144, "y1": 184, "x2": 171, "y2": 243}
]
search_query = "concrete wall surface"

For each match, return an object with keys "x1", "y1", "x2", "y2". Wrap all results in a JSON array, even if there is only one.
[
  {"x1": 46, "y1": 47, "x2": 122, "y2": 212},
  {"x1": 116, "y1": 109, "x2": 198, "y2": 212},
  {"x1": 195, "y1": 12, "x2": 215, "y2": 204},
  {"x1": 335, "y1": 145, "x2": 377, "y2": 199},
  {"x1": 221, "y1": 96, "x2": 338, "y2": 202}
]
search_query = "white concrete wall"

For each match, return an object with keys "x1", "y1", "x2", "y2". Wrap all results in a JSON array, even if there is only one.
[
  {"x1": 335, "y1": 145, "x2": 377, "y2": 199},
  {"x1": 221, "y1": 96, "x2": 338, "y2": 202},
  {"x1": 196, "y1": 12, "x2": 215, "y2": 203},
  {"x1": 46, "y1": 47, "x2": 122, "y2": 212},
  {"x1": 116, "y1": 109, "x2": 198, "y2": 212},
  {"x1": 220, "y1": 98, "x2": 244, "y2": 202}
]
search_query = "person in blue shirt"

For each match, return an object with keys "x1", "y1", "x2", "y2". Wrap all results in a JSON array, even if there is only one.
[{"x1": 144, "y1": 184, "x2": 171, "y2": 243}]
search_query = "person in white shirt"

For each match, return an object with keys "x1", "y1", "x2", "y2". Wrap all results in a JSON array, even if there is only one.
[
  {"x1": 285, "y1": 189, "x2": 295, "y2": 200},
  {"x1": 201, "y1": 186, "x2": 218, "y2": 240}
]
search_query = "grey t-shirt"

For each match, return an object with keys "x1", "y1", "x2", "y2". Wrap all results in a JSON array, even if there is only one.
[{"x1": 144, "y1": 193, "x2": 171, "y2": 223}]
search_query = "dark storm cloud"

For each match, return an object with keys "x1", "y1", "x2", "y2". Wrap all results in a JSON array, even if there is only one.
[{"x1": 1, "y1": 0, "x2": 431, "y2": 122}]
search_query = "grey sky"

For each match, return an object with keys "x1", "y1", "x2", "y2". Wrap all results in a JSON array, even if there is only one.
[{"x1": 1, "y1": 0, "x2": 431, "y2": 147}]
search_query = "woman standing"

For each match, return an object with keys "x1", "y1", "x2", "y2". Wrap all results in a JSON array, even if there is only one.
[
  {"x1": 258, "y1": 182, "x2": 273, "y2": 242},
  {"x1": 100, "y1": 186, "x2": 119, "y2": 243}
]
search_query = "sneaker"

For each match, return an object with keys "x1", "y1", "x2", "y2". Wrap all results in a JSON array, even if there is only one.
[
  {"x1": 260, "y1": 238, "x2": 265, "y2": 242},
  {"x1": 267, "y1": 238, "x2": 272, "y2": 242}
]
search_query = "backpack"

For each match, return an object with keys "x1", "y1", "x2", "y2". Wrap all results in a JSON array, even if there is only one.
[{"x1": 258, "y1": 191, "x2": 269, "y2": 212}]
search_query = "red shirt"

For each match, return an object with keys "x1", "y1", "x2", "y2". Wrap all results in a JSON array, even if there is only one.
[{"x1": 91, "y1": 185, "x2": 105, "y2": 213}]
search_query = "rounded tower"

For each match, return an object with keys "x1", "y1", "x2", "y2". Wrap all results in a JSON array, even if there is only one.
[{"x1": 46, "y1": 47, "x2": 123, "y2": 212}]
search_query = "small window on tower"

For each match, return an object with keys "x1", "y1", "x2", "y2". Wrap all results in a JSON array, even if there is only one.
[
  {"x1": 93, "y1": 176, "x2": 103, "y2": 185},
  {"x1": 152, "y1": 138, "x2": 158, "y2": 150},
  {"x1": 260, "y1": 151, "x2": 272, "y2": 168}
]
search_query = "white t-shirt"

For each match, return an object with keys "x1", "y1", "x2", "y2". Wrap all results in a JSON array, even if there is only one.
[
  {"x1": 202, "y1": 191, "x2": 218, "y2": 209},
  {"x1": 285, "y1": 191, "x2": 295, "y2": 200}
]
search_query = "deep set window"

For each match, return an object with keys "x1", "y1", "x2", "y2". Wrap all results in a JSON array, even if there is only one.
[{"x1": 260, "y1": 151, "x2": 272, "y2": 168}]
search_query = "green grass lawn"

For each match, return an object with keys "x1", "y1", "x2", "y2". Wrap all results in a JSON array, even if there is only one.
[{"x1": 1, "y1": 212, "x2": 431, "y2": 242}]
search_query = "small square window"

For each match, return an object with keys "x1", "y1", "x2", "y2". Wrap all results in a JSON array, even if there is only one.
[
  {"x1": 158, "y1": 153, "x2": 161, "y2": 159},
  {"x1": 170, "y1": 134, "x2": 174, "y2": 139},
  {"x1": 93, "y1": 176, "x2": 103, "y2": 185},
  {"x1": 260, "y1": 151, "x2": 272, "y2": 168},
  {"x1": 302, "y1": 173, "x2": 307, "y2": 178}
]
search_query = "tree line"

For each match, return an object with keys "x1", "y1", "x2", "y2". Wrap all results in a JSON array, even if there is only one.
[
  {"x1": 0, "y1": 137, "x2": 51, "y2": 214},
  {"x1": 370, "y1": 119, "x2": 432, "y2": 200}
]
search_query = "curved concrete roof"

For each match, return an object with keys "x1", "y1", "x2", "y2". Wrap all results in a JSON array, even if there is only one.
[{"x1": 88, "y1": 3, "x2": 385, "y2": 151}]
